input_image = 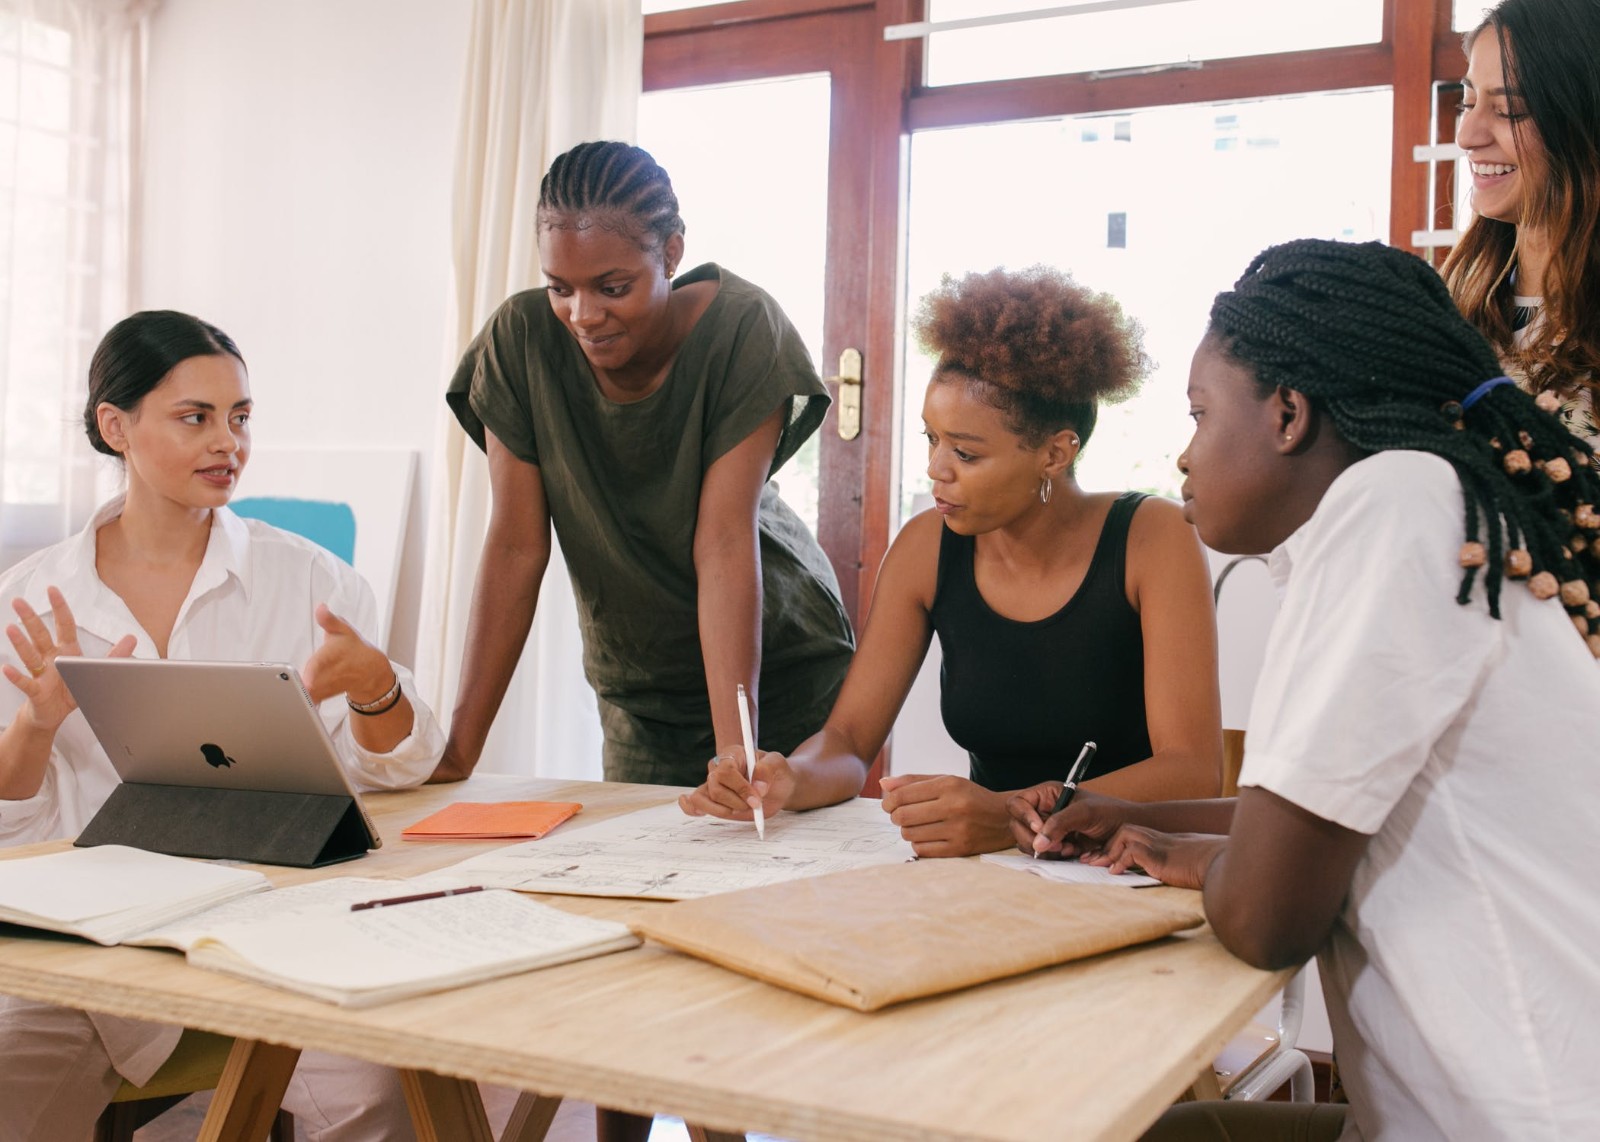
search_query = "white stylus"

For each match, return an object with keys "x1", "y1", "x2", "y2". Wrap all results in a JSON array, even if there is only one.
[{"x1": 736, "y1": 683, "x2": 765, "y2": 840}]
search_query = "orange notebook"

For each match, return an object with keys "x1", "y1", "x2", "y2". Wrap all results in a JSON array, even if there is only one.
[{"x1": 401, "y1": 801, "x2": 582, "y2": 841}]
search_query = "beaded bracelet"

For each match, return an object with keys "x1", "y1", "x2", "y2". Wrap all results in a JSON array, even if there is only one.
[{"x1": 347, "y1": 673, "x2": 402, "y2": 717}]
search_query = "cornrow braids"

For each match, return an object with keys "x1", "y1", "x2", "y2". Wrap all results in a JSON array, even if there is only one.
[
  {"x1": 1211, "y1": 238, "x2": 1600, "y2": 654},
  {"x1": 537, "y1": 141, "x2": 686, "y2": 251}
]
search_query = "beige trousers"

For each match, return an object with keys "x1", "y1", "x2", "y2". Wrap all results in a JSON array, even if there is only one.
[{"x1": 0, "y1": 996, "x2": 417, "y2": 1142}]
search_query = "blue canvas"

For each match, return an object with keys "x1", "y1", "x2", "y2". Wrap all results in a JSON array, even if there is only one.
[{"x1": 230, "y1": 497, "x2": 357, "y2": 564}]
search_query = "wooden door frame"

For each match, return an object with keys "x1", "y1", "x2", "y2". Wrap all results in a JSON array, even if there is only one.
[
  {"x1": 644, "y1": 0, "x2": 919, "y2": 628},
  {"x1": 646, "y1": 0, "x2": 1474, "y2": 623}
]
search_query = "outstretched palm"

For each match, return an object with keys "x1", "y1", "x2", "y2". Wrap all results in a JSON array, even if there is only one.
[{"x1": 3, "y1": 587, "x2": 136, "y2": 730}]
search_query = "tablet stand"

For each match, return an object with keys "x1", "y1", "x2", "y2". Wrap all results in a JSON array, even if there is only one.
[{"x1": 75, "y1": 784, "x2": 372, "y2": 867}]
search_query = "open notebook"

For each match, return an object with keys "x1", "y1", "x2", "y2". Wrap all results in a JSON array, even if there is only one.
[
  {"x1": 0, "y1": 845, "x2": 269, "y2": 945},
  {"x1": 181, "y1": 885, "x2": 639, "y2": 1007},
  {"x1": 0, "y1": 847, "x2": 639, "y2": 1007}
]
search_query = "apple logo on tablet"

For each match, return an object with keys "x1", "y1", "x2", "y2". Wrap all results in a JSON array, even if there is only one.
[{"x1": 200, "y1": 743, "x2": 236, "y2": 769}]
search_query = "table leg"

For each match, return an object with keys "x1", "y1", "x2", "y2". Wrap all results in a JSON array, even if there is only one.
[
  {"x1": 685, "y1": 1127, "x2": 747, "y2": 1142},
  {"x1": 501, "y1": 1091, "x2": 563, "y2": 1142},
  {"x1": 400, "y1": 1069, "x2": 495, "y2": 1142},
  {"x1": 196, "y1": 1038, "x2": 302, "y2": 1142},
  {"x1": 1186, "y1": 1068, "x2": 1224, "y2": 1101}
]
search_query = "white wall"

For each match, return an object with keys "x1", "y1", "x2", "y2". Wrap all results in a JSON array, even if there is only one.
[{"x1": 140, "y1": 0, "x2": 472, "y2": 663}]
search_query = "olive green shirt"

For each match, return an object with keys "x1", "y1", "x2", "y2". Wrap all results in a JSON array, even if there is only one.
[{"x1": 447, "y1": 264, "x2": 854, "y2": 782}]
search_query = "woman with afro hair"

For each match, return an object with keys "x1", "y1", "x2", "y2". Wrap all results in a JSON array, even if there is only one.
[{"x1": 680, "y1": 265, "x2": 1223, "y2": 856}]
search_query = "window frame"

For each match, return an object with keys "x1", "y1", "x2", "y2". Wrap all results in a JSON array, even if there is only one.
[{"x1": 643, "y1": 0, "x2": 1464, "y2": 616}]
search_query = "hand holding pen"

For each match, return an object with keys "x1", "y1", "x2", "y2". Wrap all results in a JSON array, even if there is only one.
[
  {"x1": 1023, "y1": 741, "x2": 1096, "y2": 858},
  {"x1": 736, "y1": 683, "x2": 765, "y2": 840},
  {"x1": 677, "y1": 744, "x2": 799, "y2": 821}
]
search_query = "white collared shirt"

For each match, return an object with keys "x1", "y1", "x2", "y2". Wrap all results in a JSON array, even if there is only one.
[
  {"x1": 0, "y1": 497, "x2": 444, "y2": 845},
  {"x1": 1240, "y1": 451, "x2": 1600, "y2": 1141}
]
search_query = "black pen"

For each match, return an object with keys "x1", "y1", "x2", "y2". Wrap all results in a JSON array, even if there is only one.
[
  {"x1": 1034, "y1": 742, "x2": 1097, "y2": 858},
  {"x1": 349, "y1": 885, "x2": 485, "y2": 912},
  {"x1": 1051, "y1": 742, "x2": 1097, "y2": 814}
]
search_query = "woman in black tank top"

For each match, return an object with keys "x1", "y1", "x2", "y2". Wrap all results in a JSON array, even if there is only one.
[{"x1": 681, "y1": 267, "x2": 1223, "y2": 857}]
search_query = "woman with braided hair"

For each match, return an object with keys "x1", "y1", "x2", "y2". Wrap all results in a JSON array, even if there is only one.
[
  {"x1": 682, "y1": 264, "x2": 1223, "y2": 857},
  {"x1": 1019, "y1": 238, "x2": 1600, "y2": 1141},
  {"x1": 1444, "y1": 0, "x2": 1600, "y2": 450},
  {"x1": 438, "y1": 141, "x2": 854, "y2": 793}
]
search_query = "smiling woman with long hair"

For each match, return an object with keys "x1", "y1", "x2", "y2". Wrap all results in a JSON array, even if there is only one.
[{"x1": 1443, "y1": 0, "x2": 1600, "y2": 448}]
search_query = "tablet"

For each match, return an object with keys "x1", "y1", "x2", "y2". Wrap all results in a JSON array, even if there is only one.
[{"x1": 55, "y1": 657, "x2": 380, "y2": 853}]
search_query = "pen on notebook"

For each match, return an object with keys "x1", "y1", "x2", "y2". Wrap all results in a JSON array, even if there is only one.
[
  {"x1": 1035, "y1": 741, "x2": 1097, "y2": 857},
  {"x1": 349, "y1": 885, "x2": 485, "y2": 912},
  {"x1": 736, "y1": 682, "x2": 765, "y2": 841}
]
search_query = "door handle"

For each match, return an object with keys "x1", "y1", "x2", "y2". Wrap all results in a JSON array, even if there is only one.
[{"x1": 830, "y1": 348, "x2": 862, "y2": 441}]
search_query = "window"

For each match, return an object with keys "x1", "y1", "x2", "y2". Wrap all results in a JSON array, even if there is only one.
[
  {"x1": 1453, "y1": 1, "x2": 1493, "y2": 31},
  {"x1": 924, "y1": 0, "x2": 1385, "y2": 87},
  {"x1": 0, "y1": 2, "x2": 140, "y2": 566},
  {"x1": 1, "y1": 12, "x2": 78, "y2": 553},
  {"x1": 900, "y1": 90, "x2": 1393, "y2": 516},
  {"x1": 637, "y1": 74, "x2": 831, "y2": 534}
]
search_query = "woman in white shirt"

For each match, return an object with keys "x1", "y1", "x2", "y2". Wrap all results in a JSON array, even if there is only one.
[
  {"x1": 1442, "y1": 0, "x2": 1600, "y2": 452},
  {"x1": 0, "y1": 311, "x2": 444, "y2": 1141},
  {"x1": 1017, "y1": 239, "x2": 1600, "y2": 1141}
]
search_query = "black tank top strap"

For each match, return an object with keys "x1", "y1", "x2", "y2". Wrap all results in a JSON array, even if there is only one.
[
  {"x1": 1100, "y1": 490, "x2": 1149, "y2": 602},
  {"x1": 932, "y1": 520, "x2": 977, "y2": 614}
]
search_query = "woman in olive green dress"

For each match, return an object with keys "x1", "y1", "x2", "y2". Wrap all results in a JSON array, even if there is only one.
[{"x1": 435, "y1": 140, "x2": 854, "y2": 792}]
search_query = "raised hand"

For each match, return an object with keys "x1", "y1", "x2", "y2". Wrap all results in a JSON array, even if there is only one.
[
  {"x1": 300, "y1": 604, "x2": 393, "y2": 706},
  {"x1": 2, "y1": 587, "x2": 135, "y2": 730}
]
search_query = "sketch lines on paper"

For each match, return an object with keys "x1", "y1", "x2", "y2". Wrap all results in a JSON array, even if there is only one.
[{"x1": 430, "y1": 799, "x2": 915, "y2": 900}]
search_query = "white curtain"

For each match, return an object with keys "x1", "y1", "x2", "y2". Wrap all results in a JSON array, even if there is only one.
[
  {"x1": 415, "y1": 0, "x2": 641, "y2": 779},
  {"x1": 0, "y1": 0, "x2": 152, "y2": 570}
]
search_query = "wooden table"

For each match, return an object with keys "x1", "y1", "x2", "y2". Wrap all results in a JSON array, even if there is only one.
[{"x1": 0, "y1": 776, "x2": 1286, "y2": 1142}]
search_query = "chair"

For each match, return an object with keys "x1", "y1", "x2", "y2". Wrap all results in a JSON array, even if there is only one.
[
  {"x1": 93, "y1": 1029, "x2": 295, "y2": 1142},
  {"x1": 1220, "y1": 969, "x2": 1316, "y2": 1102}
]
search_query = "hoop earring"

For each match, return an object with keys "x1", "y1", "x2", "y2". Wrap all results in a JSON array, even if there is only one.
[{"x1": 1039, "y1": 477, "x2": 1052, "y2": 505}]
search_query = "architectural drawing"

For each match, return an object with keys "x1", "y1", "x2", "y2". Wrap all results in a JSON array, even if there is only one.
[{"x1": 430, "y1": 799, "x2": 916, "y2": 900}]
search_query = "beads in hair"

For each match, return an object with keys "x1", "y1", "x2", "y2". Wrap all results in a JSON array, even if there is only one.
[{"x1": 1210, "y1": 238, "x2": 1600, "y2": 654}]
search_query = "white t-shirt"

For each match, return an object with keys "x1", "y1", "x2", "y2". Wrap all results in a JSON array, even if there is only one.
[
  {"x1": 0, "y1": 497, "x2": 445, "y2": 846},
  {"x1": 1240, "y1": 451, "x2": 1600, "y2": 1141}
]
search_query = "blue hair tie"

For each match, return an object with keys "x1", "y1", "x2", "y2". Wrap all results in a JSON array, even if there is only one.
[{"x1": 1460, "y1": 375, "x2": 1517, "y2": 411}]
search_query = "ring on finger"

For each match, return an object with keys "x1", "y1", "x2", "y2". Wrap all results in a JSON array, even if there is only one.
[{"x1": 27, "y1": 663, "x2": 46, "y2": 678}]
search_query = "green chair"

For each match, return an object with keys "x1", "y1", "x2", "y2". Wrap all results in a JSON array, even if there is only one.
[{"x1": 93, "y1": 1029, "x2": 294, "y2": 1142}]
